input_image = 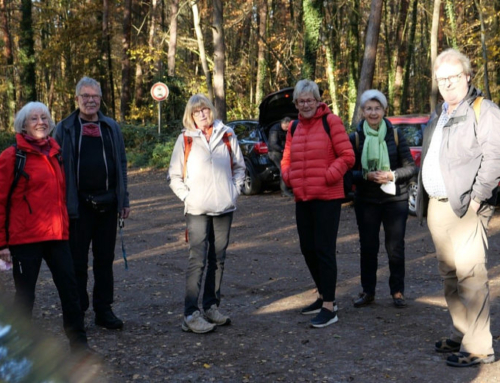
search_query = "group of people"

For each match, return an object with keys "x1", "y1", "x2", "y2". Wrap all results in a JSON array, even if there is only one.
[
  {"x1": 0, "y1": 76, "x2": 130, "y2": 355},
  {"x1": 168, "y1": 48, "x2": 499, "y2": 370},
  {"x1": 0, "y1": 48, "x2": 497, "y2": 369}
]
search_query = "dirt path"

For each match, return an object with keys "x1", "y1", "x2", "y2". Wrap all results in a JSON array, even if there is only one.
[{"x1": 2, "y1": 169, "x2": 500, "y2": 382}]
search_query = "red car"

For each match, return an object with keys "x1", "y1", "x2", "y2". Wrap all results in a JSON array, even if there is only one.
[{"x1": 386, "y1": 114, "x2": 430, "y2": 216}]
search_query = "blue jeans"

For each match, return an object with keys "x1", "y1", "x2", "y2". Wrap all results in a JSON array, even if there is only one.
[
  {"x1": 354, "y1": 199, "x2": 408, "y2": 296},
  {"x1": 184, "y1": 212, "x2": 233, "y2": 316},
  {"x1": 295, "y1": 200, "x2": 341, "y2": 302}
]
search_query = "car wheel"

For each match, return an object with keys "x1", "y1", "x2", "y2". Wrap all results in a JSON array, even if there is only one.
[
  {"x1": 242, "y1": 161, "x2": 262, "y2": 195},
  {"x1": 408, "y1": 181, "x2": 418, "y2": 216}
]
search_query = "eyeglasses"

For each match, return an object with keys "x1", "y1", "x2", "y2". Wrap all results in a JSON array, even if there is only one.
[
  {"x1": 364, "y1": 106, "x2": 384, "y2": 113},
  {"x1": 79, "y1": 94, "x2": 101, "y2": 101},
  {"x1": 193, "y1": 107, "x2": 210, "y2": 117},
  {"x1": 436, "y1": 72, "x2": 464, "y2": 86},
  {"x1": 297, "y1": 99, "x2": 317, "y2": 107}
]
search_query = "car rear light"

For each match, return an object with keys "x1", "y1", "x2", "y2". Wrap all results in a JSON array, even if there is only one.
[{"x1": 253, "y1": 142, "x2": 268, "y2": 154}]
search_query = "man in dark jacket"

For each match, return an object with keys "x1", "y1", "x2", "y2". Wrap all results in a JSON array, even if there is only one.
[
  {"x1": 417, "y1": 49, "x2": 500, "y2": 367},
  {"x1": 268, "y1": 117, "x2": 293, "y2": 197},
  {"x1": 54, "y1": 76, "x2": 130, "y2": 330}
]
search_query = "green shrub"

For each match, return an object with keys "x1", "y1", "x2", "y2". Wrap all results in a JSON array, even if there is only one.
[{"x1": 0, "y1": 131, "x2": 16, "y2": 153}]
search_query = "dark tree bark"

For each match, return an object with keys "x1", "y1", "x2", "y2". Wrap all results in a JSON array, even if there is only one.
[
  {"x1": 400, "y1": 0, "x2": 418, "y2": 114},
  {"x1": 430, "y1": 0, "x2": 441, "y2": 113},
  {"x1": 352, "y1": 0, "x2": 383, "y2": 125},
  {"x1": 213, "y1": 0, "x2": 226, "y2": 120},
  {"x1": 168, "y1": 0, "x2": 179, "y2": 77},
  {"x1": 121, "y1": 0, "x2": 132, "y2": 121},
  {"x1": 100, "y1": 0, "x2": 115, "y2": 118},
  {"x1": 255, "y1": 0, "x2": 267, "y2": 105},
  {"x1": 191, "y1": 1, "x2": 213, "y2": 100},
  {"x1": 0, "y1": 0, "x2": 16, "y2": 127},
  {"x1": 20, "y1": 0, "x2": 37, "y2": 103}
]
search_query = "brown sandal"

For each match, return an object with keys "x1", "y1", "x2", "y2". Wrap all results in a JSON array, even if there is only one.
[{"x1": 435, "y1": 338, "x2": 460, "y2": 353}]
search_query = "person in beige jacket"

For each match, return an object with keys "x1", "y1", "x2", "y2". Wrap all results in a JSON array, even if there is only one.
[{"x1": 169, "y1": 94, "x2": 245, "y2": 334}]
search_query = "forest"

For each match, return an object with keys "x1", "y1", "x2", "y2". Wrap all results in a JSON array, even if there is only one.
[{"x1": 1, "y1": 0, "x2": 499, "y2": 132}]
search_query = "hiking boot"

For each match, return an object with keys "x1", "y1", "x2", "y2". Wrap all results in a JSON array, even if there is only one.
[
  {"x1": 301, "y1": 299, "x2": 338, "y2": 315},
  {"x1": 310, "y1": 308, "x2": 338, "y2": 328},
  {"x1": 204, "y1": 304, "x2": 231, "y2": 326},
  {"x1": 182, "y1": 311, "x2": 216, "y2": 333},
  {"x1": 95, "y1": 310, "x2": 124, "y2": 330}
]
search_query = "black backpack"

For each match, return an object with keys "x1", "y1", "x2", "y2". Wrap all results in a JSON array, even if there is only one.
[
  {"x1": 5, "y1": 145, "x2": 29, "y2": 242},
  {"x1": 290, "y1": 115, "x2": 354, "y2": 198}
]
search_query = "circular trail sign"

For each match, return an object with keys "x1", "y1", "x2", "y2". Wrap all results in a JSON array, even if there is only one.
[{"x1": 151, "y1": 82, "x2": 169, "y2": 101}]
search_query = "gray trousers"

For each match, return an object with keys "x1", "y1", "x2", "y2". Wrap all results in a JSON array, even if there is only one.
[{"x1": 427, "y1": 198, "x2": 494, "y2": 355}]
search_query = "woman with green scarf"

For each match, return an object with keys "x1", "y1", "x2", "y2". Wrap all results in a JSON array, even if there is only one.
[{"x1": 350, "y1": 90, "x2": 417, "y2": 309}]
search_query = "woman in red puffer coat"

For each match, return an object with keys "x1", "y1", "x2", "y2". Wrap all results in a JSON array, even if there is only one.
[
  {"x1": 281, "y1": 79, "x2": 355, "y2": 328},
  {"x1": 0, "y1": 102, "x2": 89, "y2": 355}
]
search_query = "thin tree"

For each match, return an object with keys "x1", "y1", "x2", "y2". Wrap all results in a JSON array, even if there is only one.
[
  {"x1": 255, "y1": 0, "x2": 267, "y2": 106},
  {"x1": 352, "y1": 0, "x2": 383, "y2": 126},
  {"x1": 474, "y1": 0, "x2": 491, "y2": 99},
  {"x1": 168, "y1": 0, "x2": 180, "y2": 77},
  {"x1": 430, "y1": 0, "x2": 441, "y2": 113},
  {"x1": 19, "y1": 0, "x2": 37, "y2": 103},
  {"x1": 121, "y1": 0, "x2": 132, "y2": 121},
  {"x1": 213, "y1": 0, "x2": 226, "y2": 120},
  {"x1": 191, "y1": 1, "x2": 214, "y2": 100},
  {"x1": 0, "y1": 0, "x2": 15, "y2": 126},
  {"x1": 100, "y1": 0, "x2": 115, "y2": 118}
]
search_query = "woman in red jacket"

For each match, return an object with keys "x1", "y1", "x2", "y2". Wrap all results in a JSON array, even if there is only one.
[
  {"x1": 0, "y1": 102, "x2": 89, "y2": 354},
  {"x1": 281, "y1": 80, "x2": 355, "y2": 328}
]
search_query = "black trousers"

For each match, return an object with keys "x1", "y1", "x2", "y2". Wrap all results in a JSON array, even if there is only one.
[
  {"x1": 10, "y1": 240, "x2": 87, "y2": 348},
  {"x1": 295, "y1": 199, "x2": 341, "y2": 302},
  {"x1": 354, "y1": 199, "x2": 408, "y2": 296},
  {"x1": 69, "y1": 200, "x2": 118, "y2": 314}
]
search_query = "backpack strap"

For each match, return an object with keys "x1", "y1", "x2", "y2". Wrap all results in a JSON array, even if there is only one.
[
  {"x1": 182, "y1": 134, "x2": 193, "y2": 181},
  {"x1": 222, "y1": 132, "x2": 234, "y2": 172},
  {"x1": 5, "y1": 144, "x2": 29, "y2": 242},
  {"x1": 290, "y1": 120, "x2": 300, "y2": 137},
  {"x1": 473, "y1": 96, "x2": 484, "y2": 123}
]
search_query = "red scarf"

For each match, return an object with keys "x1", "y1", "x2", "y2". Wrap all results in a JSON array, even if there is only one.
[{"x1": 22, "y1": 134, "x2": 52, "y2": 156}]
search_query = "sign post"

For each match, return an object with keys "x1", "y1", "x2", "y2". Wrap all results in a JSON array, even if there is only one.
[{"x1": 150, "y1": 82, "x2": 169, "y2": 135}]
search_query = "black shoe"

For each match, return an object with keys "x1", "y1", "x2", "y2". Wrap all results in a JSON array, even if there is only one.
[
  {"x1": 446, "y1": 352, "x2": 495, "y2": 367},
  {"x1": 310, "y1": 308, "x2": 338, "y2": 328},
  {"x1": 435, "y1": 338, "x2": 461, "y2": 353},
  {"x1": 95, "y1": 310, "x2": 124, "y2": 330},
  {"x1": 301, "y1": 298, "x2": 323, "y2": 315},
  {"x1": 353, "y1": 292, "x2": 374, "y2": 308},
  {"x1": 392, "y1": 293, "x2": 407, "y2": 308}
]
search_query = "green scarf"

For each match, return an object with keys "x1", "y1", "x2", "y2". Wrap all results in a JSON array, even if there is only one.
[{"x1": 361, "y1": 119, "x2": 390, "y2": 179}]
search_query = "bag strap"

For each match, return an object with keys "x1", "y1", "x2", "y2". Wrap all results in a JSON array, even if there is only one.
[
  {"x1": 5, "y1": 145, "x2": 29, "y2": 242},
  {"x1": 222, "y1": 132, "x2": 234, "y2": 172},
  {"x1": 473, "y1": 96, "x2": 484, "y2": 123}
]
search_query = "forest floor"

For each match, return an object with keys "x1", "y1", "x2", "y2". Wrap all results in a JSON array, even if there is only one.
[{"x1": 2, "y1": 168, "x2": 500, "y2": 382}]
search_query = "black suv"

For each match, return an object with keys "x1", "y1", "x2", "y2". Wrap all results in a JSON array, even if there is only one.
[{"x1": 226, "y1": 87, "x2": 297, "y2": 195}]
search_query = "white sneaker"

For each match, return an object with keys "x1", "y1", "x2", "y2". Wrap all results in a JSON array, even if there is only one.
[
  {"x1": 181, "y1": 311, "x2": 216, "y2": 333},
  {"x1": 204, "y1": 304, "x2": 231, "y2": 326}
]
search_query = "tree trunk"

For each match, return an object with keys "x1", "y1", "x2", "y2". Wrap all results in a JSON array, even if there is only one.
[
  {"x1": 352, "y1": 0, "x2": 383, "y2": 125},
  {"x1": 213, "y1": 0, "x2": 226, "y2": 121},
  {"x1": 191, "y1": 1, "x2": 214, "y2": 101},
  {"x1": 20, "y1": 0, "x2": 37, "y2": 103},
  {"x1": 100, "y1": 0, "x2": 115, "y2": 119},
  {"x1": 121, "y1": 0, "x2": 132, "y2": 121},
  {"x1": 0, "y1": 0, "x2": 15, "y2": 127},
  {"x1": 429, "y1": 0, "x2": 441, "y2": 113},
  {"x1": 255, "y1": 0, "x2": 267, "y2": 106},
  {"x1": 400, "y1": 0, "x2": 418, "y2": 114},
  {"x1": 302, "y1": 0, "x2": 323, "y2": 79},
  {"x1": 475, "y1": 0, "x2": 491, "y2": 99},
  {"x1": 168, "y1": 0, "x2": 179, "y2": 77}
]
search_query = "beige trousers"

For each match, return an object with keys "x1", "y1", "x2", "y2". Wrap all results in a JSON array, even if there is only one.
[{"x1": 427, "y1": 198, "x2": 494, "y2": 355}]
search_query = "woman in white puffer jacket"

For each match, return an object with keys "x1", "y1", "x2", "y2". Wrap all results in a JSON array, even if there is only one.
[{"x1": 169, "y1": 94, "x2": 245, "y2": 334}]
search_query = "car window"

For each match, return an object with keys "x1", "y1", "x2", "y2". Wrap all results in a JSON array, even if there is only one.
[
  {"x1": 232, "y1": 123, "x2": 249, "y2": 137},
  {"x1": 231, "y1": 122, "x2": 260, "y2": 142},
  {"x1": 397, "y1": 124, "x2": 423, "y2": 147}
]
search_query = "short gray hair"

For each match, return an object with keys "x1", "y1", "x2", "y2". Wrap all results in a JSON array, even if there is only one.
[
  {"x1": 13, "y1": 102, "x2": 55, "y2": 134},
  {"x1": 76, "y1": 76, "x2": 102, "y2": 97},
  {"x1": 293, "y1": 79, "x2": 321, "y2": 103},
  {"x1": 360, "y1": 89, "x2": 388, "y2": 110},
  {"x1": 434, "y1": 48, "x2": 472, "y2": 77}
]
